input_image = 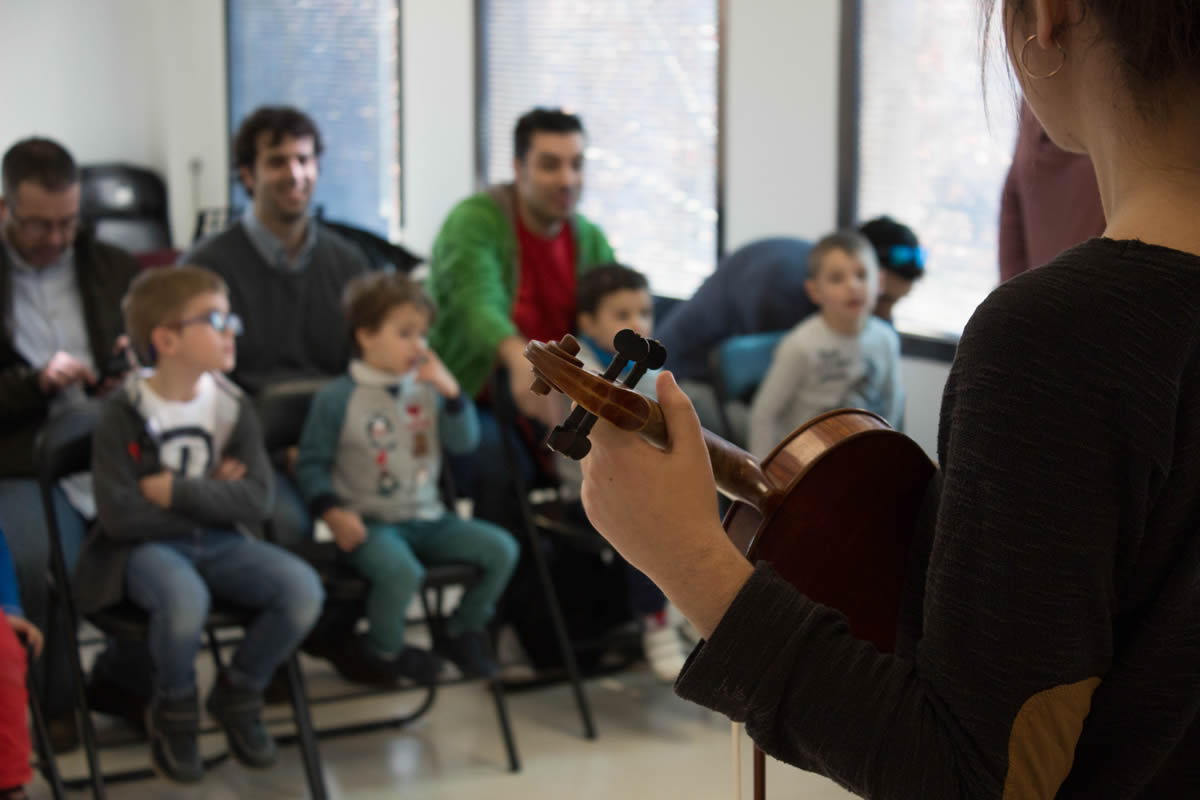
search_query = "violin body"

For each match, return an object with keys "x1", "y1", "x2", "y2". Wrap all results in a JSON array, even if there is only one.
[{"x1": 723, "y1": 408, "x2": 934, "y2": 652}]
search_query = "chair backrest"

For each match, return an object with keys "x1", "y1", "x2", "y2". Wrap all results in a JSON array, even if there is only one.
[
  {"x1": 710, "y1": 330, "x2": 788, "y2": 405},
  {"x1": 80, "y1": 164, "x2": 171, "y2": 252},
  {"x1": 35, "y1": 403, "x2": 101, "y2": 485},
  {"x1": 256, "y1": 377, "x2": 333, "y2": 453}
]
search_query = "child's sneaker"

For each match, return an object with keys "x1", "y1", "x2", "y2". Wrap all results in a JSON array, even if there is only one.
[
  {"x1": 642, "y1": 618, "x2": 688, "y2": 683},
  {"x1": 206, "y1": 674, "x2": 277, "y2": 769},
  {"x1": 146, "y1": 693, "x2": 203, "y2": 783},
  {"x1": 437, "y1": 631, "x2": 500, "y2": 679},
  {"x1": 391, "y1": 645, "x2": 443, "y2": 685}
]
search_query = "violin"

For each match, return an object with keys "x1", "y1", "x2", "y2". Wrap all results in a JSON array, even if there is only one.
[{"x1": 525, "y1": 330, "x2": 936, "y2": 800}]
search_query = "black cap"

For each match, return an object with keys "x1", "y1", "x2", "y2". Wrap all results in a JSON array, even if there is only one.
[{"x1": 858, "y1": 216, "x2": 925, "y2": 280}]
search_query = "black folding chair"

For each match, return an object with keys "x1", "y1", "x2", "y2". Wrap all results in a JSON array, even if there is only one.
[
  {"x1": 34, "y1": 406, "x2": 327, "y2": 798},
  {"x1": 256, "y1": 379, "x2": 520, "y2": 772},
  {"x1": 483, "y1": 369, "x2": 627, "y2": 741}
]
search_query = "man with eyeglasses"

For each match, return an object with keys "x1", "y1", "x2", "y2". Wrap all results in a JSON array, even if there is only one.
[{"x1": 0, "y1": 137, "x2": 141, "y2": 750}]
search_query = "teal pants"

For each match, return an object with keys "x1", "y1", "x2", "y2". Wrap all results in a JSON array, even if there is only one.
[{"x1": 343, "y1": 514, "x2": 519, "y2": 656}]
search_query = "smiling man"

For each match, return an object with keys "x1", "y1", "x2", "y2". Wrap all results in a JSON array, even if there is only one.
[{"x1": 184, "y1": 106, "x2": 368, "y2": 396}]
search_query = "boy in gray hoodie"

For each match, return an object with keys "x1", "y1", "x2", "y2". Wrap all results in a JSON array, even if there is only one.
[{"x1": 75, "y1": 266, "x2": 323, "y2": 784}]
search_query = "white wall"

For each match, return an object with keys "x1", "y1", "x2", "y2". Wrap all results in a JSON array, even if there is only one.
[
  {"x1": 724, "y1": 0, "x2": 841, "y2": 249},
  {"x1": 399, "y1": 0, "x2": 477, "y2": 257}
]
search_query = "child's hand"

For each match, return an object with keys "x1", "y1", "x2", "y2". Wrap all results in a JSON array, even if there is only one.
[
  {"x1": 7, "y1": 614, "x2": 44, "y2": 658},
  {"x1": 323, "y1": 507, "x2": 368, "y2": 553},
  {"x1": 139, "y1": 471, "x2": 174, "y2": 508},
  {"x1": 416, "y1": 350, "x2": 461, "y2": 399},
  {"x1": 212, "y1": 458, "x2": 247, "y2": 481}
]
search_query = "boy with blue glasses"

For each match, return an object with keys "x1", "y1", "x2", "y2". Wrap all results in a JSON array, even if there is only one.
[{"x1": 74, "y1": 266, "x2": 324, "y2": 783}]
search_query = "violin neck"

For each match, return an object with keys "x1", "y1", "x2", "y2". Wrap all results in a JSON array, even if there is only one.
[{"x1": 638, "y1": 398, "x2": 778, "y2": 512}]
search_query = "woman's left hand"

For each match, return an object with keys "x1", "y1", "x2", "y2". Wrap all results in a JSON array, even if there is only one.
[{"x1": 580, "y1": 371, "x2": 753, "y2": 637}]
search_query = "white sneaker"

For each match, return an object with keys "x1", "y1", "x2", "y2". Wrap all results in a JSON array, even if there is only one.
[{"x1": 642, "y1": 624, "x2": 688, "y2": 683}]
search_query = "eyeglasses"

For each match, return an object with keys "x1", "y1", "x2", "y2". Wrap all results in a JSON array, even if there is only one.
[
  {"x1": 172, "y1": 310, "x2": 244, "y2": 336},
  {"x1": 885, "y1": 245, "x2": 926, "y2": 270},
  {"x1": 7, "y1": 208, "x2": 79, "y2": 238}
]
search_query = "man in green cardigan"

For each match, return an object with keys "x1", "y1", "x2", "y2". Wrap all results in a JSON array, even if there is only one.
[
  {"x1": 427, "y1": 106, "x2": 614, "y2": 539},
  {"x1": 429, "y1": 108, "x2": 613, "y2": 425}
]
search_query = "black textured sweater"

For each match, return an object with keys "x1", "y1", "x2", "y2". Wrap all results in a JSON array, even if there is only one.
[{"x1": 676, "y1": 238, "x2": 1200, "y2": 798}]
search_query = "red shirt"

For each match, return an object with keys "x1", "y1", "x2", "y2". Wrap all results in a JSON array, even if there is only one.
[{"x1": 512, "y1": 216, "x2": 577, "y2": 343}]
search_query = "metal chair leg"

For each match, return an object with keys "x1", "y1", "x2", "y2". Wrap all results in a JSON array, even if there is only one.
[
  {"x1": 58, "y1": 601, "x2": 106, "y2": 799},
  {"x1": 25, "y1": 646, "x2": 67, "y2": 799},
  {"x1": 489, "y1": 679, "x2": 521, "y2": 772},
  {"x1": 285, "y1": 654, "x2": 327, "y2": 799},
  {"x1": 492, "y1": 389, "x2": 597, "y2": 741}
]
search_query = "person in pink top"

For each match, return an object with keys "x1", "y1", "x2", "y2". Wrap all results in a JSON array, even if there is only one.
[{"x1": 998, "y1": 99, "x2": 1106, "y2": 282}]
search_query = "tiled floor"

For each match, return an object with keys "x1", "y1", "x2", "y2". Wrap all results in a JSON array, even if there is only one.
[{"x1": 30, "y1": 657, "x2": 857, "y2": 799}]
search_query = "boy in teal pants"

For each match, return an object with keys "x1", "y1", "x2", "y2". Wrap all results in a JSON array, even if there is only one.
[{"x1": 297, "y1": 272, "x2": 519, "y2": 683}]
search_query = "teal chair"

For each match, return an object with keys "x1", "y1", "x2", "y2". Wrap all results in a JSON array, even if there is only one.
[{"x1": 708, "y1": 331, "x2": 787, "y2": 448}]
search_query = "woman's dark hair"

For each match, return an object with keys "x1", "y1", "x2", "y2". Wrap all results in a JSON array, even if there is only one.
[
  {"x1": 985, "y1": 1, "x2": 1200, "y2": 110},
  {"x1": 576, "y1": 263, "x2": 649, "y2": 316}
]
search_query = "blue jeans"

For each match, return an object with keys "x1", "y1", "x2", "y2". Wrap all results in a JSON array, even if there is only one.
[
  {"x1": 124, "y1": 530, "x2": 324, "y2": 700},
  {"x1": 96, "y1": 472, "x2": 317, "y2": 697},
  {"x1": 0, "y1": 479, "x2": 87, "y2": 717}
]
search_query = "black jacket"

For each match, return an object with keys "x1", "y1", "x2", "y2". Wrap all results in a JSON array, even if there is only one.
[{"x1": 0, "y1": 231, "x2": 141, "y2": 478}]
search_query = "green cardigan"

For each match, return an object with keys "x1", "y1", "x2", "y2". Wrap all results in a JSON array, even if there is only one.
[{"x1": 428, "y1": 183, "x2": 615, "y2": 397}]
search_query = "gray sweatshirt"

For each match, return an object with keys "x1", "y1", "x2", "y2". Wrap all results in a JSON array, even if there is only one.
[{"x1": 748, "y1": 314, "x2": 902, "y2": 458}]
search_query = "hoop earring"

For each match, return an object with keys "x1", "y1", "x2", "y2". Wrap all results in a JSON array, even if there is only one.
[{"x1": 1020, "y1": 33, "x2": 1066, "y2": 79}]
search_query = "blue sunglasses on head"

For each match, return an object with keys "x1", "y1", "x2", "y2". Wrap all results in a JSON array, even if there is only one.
[{"x1": 885, "y1": 245, "x2": 926, "y2": 270}]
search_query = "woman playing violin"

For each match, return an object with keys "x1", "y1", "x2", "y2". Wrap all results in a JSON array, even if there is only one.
[{"x1": 579, "y1": 1, "x2": 1200, "y2": 796}]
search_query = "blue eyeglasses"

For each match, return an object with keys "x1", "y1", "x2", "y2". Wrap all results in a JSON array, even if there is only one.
[
  {"x1": 172, "y1": 310, "x2": 244, "y2": 336},
  {"x1": 886, "y1": 245, "x2": 926, "y2": 270}
]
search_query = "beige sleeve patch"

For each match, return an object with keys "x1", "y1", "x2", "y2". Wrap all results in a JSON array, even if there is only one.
[{"x1": 1003, "y1": 676, "x2": 1103, "y2": 798}]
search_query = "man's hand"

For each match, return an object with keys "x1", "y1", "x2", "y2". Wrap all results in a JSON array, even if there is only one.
[
  {"x1": 322, "y1": 507, "x2": 368, "y2": 553},
  {"x1": 139, "y1": 471, "x2": 174, "y2": 508},
  {"x1": 7, "y1": 614, "x2": 44, "y2": 658},
  {"x1": 212, "y1": 458, "x2": 247, "y2": 481},
  {"x1": 38, "y1": 351, "x2": 97, "y2": 394},
  {"x1": 498, "y1": 336, "x2": 563, "y2": 428},
  {"x1": 416, "y1": 350, "x2": 461, "y2": 399}
]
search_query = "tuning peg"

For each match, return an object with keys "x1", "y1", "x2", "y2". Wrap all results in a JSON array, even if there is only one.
[
  {"x1": 546, "y1": 425, "x2": 592, "y2": 460},
  {"x1": 613, "y1": 329, "x2": 649, "y2": 363},
  {"x1": 643, "y1": 339, "x2": 667, "y2": 370}
]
